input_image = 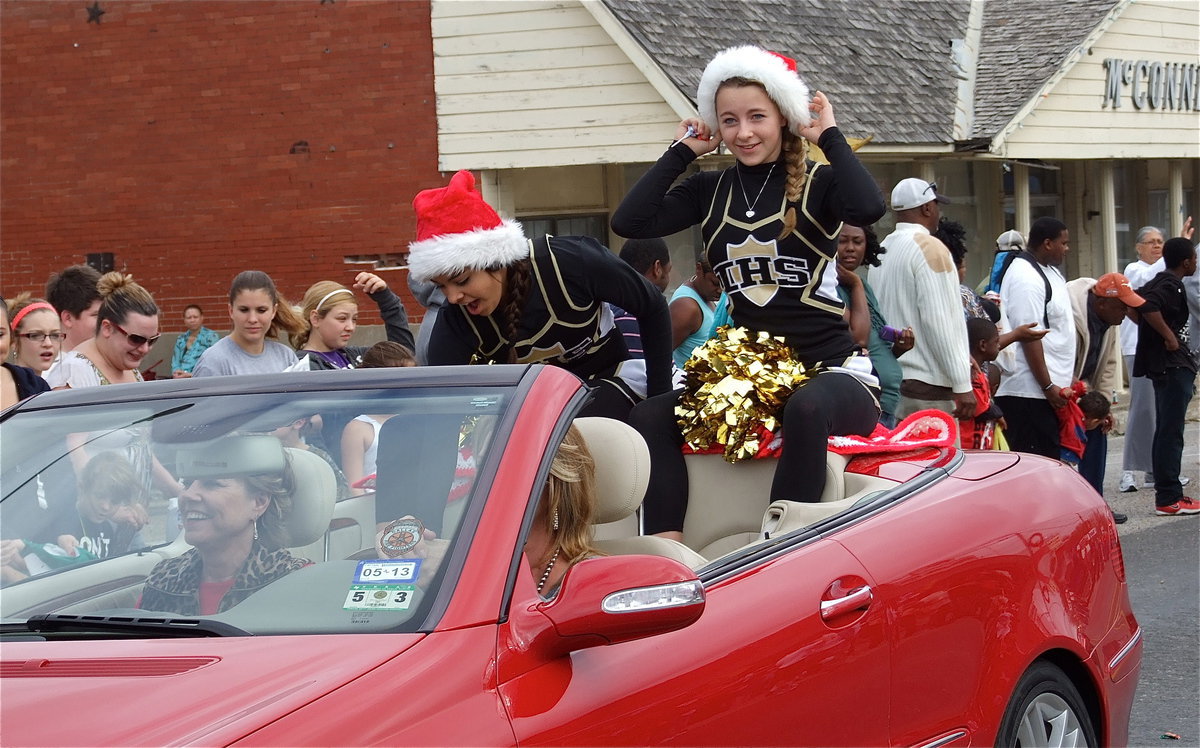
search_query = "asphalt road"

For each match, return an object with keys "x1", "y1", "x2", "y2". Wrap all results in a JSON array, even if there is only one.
[{"x1": 1103, "y1": 420, "x2": 1199, "y2": 747}]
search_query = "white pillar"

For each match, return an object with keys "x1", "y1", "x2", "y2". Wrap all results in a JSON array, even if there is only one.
[
  {"x1": 1099, "y1": 161, "x2": 1118, "y2": 274},
  {"x1": 1168, "y1": 160, "x2": 1184, "y2": 237},
  {"x1": 1013, "y1": 162, "x2": 1031, "y2": 236}
]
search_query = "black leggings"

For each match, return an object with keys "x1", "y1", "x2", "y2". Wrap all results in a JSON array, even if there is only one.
[
  {"x1": 579, "y1": 378, "x2": 639, "y2": 420},
  {"x1": 630, "y1": 372, "x2": 880, "y2": 534}
]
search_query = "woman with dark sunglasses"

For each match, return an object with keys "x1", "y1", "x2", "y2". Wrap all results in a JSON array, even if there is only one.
[
  {"x1": 46, "y1": 271, "x2": 160, "y2": 389},
  {"x1": 45, "y1": 272, "x2": 183, "y2": 495}
]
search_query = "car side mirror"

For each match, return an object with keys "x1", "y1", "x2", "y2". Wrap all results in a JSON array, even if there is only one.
[{"x1": 505, "y1": 555, "x2": 705, "y2": 662}]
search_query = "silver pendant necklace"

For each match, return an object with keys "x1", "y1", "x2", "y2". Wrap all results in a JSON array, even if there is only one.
[{"x1": 736, "y1": 161, "x2": 776, "y2": 218}]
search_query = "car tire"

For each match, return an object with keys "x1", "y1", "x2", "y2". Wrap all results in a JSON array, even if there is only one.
[{"x1": 995, "y1": 661, "x2": 1098, "y2": 748}]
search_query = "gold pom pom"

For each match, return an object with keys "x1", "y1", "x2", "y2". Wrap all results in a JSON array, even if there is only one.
[{"x1": 676, "y1": 326, "x2": 811, "y2": 462}]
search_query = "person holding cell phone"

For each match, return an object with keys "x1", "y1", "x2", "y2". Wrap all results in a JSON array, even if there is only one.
[
  {"x1": 610, "y1": 45, "x2": 886, "y2": 538},
  {"x1": 836, "y1": 224, "x2": 913, "y2": 429}
]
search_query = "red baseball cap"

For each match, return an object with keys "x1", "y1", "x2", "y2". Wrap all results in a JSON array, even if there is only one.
[{"x1": 1093, "y1": 273, "x2": 1145, "y2": 307}]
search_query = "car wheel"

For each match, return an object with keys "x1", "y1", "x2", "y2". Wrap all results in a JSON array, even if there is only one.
[{"x1": 995, "y1": 661, "x2": 1098, "y2": 748}]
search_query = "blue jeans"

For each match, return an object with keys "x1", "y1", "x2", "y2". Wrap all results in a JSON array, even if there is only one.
[
  {"x1": 1079, "y1": 426, "x2": 1106, "y2": 496},
  {"x1": 1151, "y1": 367, "x2": 1196, "y2": 506}
]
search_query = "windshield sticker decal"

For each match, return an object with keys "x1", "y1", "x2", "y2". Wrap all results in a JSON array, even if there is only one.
[
  {"x1": 354, "y1": 559, "x2": 421, "y2": 584},
  {"x1": 343, "y1": 584, "x2": 416, "y2": 611}
]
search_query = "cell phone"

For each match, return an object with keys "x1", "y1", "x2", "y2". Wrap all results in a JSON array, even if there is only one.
[{"x1": 879, "y1": 325, "x2": 902, "y2": 343}]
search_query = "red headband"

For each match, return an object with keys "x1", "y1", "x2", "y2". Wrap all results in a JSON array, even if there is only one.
[{"x1": 10, "y1": 301, "x2": 55, "y2": 331}]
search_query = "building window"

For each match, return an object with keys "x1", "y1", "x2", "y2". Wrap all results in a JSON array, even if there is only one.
[
  {"x1": 1003, "y1": 163, "x2": 1062, "y2": 229},
  {"x1": 1148, "y1": 189, "x2": 1195, "y2": 237},
  {"x1": 520, "y1": 214, "x2": 609, "y2": 246}
]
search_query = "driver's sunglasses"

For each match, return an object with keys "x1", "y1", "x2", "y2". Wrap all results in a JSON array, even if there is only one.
[
  {"x1": 112, "y1": 322, "x2": 161, "y2": 348},
  {"x1": 923, "y1": 182, "x2": 939, "y2": 196}
]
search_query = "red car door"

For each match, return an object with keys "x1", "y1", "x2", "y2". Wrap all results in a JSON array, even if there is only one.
[
  {"x1": 831, "y1": 460, "x2": 1040, "y2": 747},
  {"x1": 499, "y1": 539, "x2": 891, "y2": 746}
]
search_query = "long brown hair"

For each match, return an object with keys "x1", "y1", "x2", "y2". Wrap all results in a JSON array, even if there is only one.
[{"x1": 228, "y1": 270, "x2": 305, "y2": 340}]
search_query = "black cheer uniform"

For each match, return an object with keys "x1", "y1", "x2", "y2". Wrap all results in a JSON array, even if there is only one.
[
  {"x1": 612, "y1": 127, "x2": 886, "y2": 531},
  {"x1": 426, "y1": 234, "x2": 672, "y2": 417}
]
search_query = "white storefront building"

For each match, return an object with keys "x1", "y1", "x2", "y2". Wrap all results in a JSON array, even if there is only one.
[{"x1": 427, "y1": 0, "x2": 1198, "y2": 287}]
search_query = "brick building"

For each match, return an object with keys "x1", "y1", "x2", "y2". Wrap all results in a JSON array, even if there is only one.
[{"x1": 1, "y1": 0, "x2": 441, "y2": 339}]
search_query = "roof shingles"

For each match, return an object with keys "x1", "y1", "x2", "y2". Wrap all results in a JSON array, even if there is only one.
[
  {"x1": 605, "y1": 0, "x2": 1120, "y2": 145},
  {"x1": 604, "y1": 0, "x2": 970, "y2": 145}
]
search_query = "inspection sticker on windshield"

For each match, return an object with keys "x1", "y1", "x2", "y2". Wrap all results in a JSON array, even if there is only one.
[
  {"x1": 344, "y1": 584, "x2": 416, "y2": 611},
  {"x1": 354, "y1": 559, "x2": 421, "y2": 584}
]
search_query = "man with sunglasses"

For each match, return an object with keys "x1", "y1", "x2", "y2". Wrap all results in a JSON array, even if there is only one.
[{"x1": 871, "y1": 178, "x2": 974, "y2": 438}]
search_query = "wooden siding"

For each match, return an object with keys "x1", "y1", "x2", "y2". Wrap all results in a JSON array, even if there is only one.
[
  {"x1": 1000, "y1": 0, "x2": 1199, "y2": 159},
  {"x1": 431, "y1": 1, "x2": 683, "y2": 171}
]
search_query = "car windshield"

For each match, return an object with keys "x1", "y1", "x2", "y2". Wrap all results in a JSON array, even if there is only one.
[{"x1": 0, "y1": 383, "x2": 513, "y2": 636}]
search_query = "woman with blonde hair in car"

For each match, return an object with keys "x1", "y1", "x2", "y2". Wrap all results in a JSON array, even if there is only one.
[
  {"x1": 526, "y1": 423, "x2": 601, "y2": 598},
  {"x1": 375, "y1": 424, "x2": 600, "y2": 599}
]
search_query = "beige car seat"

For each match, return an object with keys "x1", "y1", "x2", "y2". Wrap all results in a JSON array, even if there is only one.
[
  {"x1": 575, "y1": 417, "x2": 708, "y2": 570},
  {"x1": 680, "y1": 451, "x2": 851, "y2": 558},
  {"x1": 281, "y1": 447, "x2": 339, "y2": 560}
]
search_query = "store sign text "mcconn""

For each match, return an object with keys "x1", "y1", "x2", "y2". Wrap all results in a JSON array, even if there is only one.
[{"x1": 1102, "y1": 58, "x2": 1199, "y2": 111}]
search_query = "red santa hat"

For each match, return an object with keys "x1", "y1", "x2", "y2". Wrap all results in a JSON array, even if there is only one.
[
  {"x1": 407, "y1": 170, "x2": 529, "y2": 282},
  {"x1": 697, "y1": 45, "x2": 812, "y2": 137}
]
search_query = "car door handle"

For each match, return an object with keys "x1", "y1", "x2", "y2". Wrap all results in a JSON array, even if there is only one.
[{"x1": 820, "y1": 585, "x2": 873, "y2": 621}]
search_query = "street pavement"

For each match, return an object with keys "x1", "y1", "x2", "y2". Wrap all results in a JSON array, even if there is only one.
[{"x1": 1101, "y1": 411, "x2": 1198, "y2": 747}]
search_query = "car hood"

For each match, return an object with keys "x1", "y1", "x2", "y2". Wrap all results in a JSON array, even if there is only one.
[{"x1": 0, "y1": 633, "x2": 423, "y2": 746}]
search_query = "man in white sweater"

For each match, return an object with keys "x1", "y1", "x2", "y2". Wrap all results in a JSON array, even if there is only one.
[
  {"x1": 872, "y1": 178, "x2": 973, "y2": 431},
  {"x1": 995, "y1": 216, "x2": 1076, "y2": 459}
]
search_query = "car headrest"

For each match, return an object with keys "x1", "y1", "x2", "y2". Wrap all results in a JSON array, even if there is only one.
[
  {"x1": 573, "y1": 417, "x2": 650, "y2": 525},
  {"x1": 281, "y1": 447, "x2": 336, "y2": 547}
]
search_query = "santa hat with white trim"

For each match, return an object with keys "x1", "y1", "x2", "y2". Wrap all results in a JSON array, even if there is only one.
[
  {"x1": 697, "y1": 45, "x2": 812, "y2": 138},
  {"x1": 407, "y1": 170, "x2": 529, "y2": 282}
]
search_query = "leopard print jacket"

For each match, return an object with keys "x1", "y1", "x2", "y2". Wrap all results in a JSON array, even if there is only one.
[{"x1": 140, "y1": 543, "x2": 309, "y2": 616}]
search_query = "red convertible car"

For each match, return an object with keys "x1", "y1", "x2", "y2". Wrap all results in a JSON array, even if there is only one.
[{"x1": 1, "y1": 364, "x2": 1140, "y2": 746}]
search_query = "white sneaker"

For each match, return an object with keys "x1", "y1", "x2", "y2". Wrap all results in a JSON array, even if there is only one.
[{"x1": 1119, "y1": 471, "x2": 1138, "y2": 492}]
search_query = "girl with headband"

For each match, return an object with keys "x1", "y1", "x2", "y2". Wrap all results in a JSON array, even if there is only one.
[
  {"x1": 6, "y1": 294, "x2": 64, "y2": 376},
  {"x1": 291, "y1": 272, "x2": 414, "y2": 370},
  {"x1": 611, "y1": 45, "x2": 887, "y2": 540},
  {"x1": 406, "y1": 169, "x2": 671, "y2": 421}
]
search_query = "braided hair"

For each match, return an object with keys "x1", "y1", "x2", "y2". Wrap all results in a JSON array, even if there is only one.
[
  {"x1": 776, "y1": 128, "x2": 810, "y2": 240},
  {"x1": 497, "y1": 259, "x2": 532, "y2": 364}
]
